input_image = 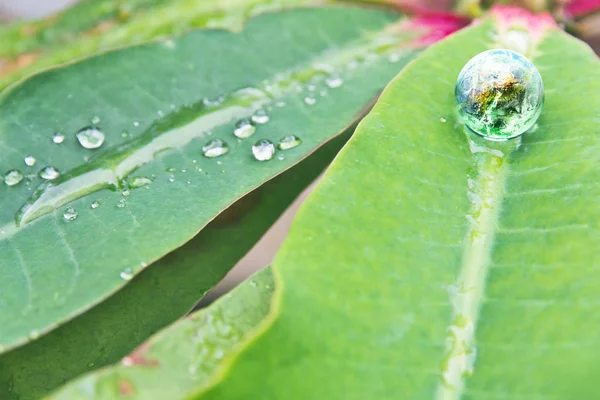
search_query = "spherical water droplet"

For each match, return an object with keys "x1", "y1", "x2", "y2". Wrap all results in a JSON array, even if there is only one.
[
  {"x1": 63, "y1": 206, "x2": 78, "y2": 222},
  {"x1": 91, "y1": 201, "x2": 100, "y2": 209},
  {"x1": 304, "y1": 97, "x2": 316, "y2": 105},
  {"x1": 440, "y1": 117, "x2": 447, "y2": 123},
  {"x1": 4, "y1": 170, "x2": 23, "y2": 186},
  {"x1": 76, "y1": 127, "x2": 105, "y2": 149},
  {"x1": 52, "y1": 132, "x2": 65, "y2": 144},
  {"x1": 168, "y1": 176, "x2": 175, "y2": 182},
  {"x1": 122, "y1": 189, "x2": 130, "y2": 197},
  {"x1": 325, "y1": 76, "x2": 344, "y2": 88},
  {"x1": 91, "y1": 115, "x2": 101, "y2": 124},
  {"x1": 187, "y1": 179, "x2": 192, "y2": 184},
  {"x1": 202, "y1": 139, "x2": 230, "y2": 158},
  {"x1": 252, "y1": 139, "x2": 276, "y2": 161},
  {"x1": 233, "y1": 119, "x2": 256, "y2": 139},
  {"x1": 277, "y1": 155, "x2": 285, "y2": 161},
  {"x1": 39, "y1": 166, "x2": 60, "y2": 180},
  {"x1": 251, "y1": 110, "x2": 270, "y2": 124},
  {"x1": 120, "y1": 268, "x2": 133, "y2": 280},
  {"x1": 129, "y1": 176, "x2": 153, "y2": 188},
  {"x1": 121, "y1": 130, "x2": 129, "y2": 138},
  {"x1": 24, "y1": 156, "x2": 36, "y2": 167},
  {"x1": 29, "y1": 330, "x2": 40, "y2": 340},
  {"x1": 278, "y1": 135, "x2": 302, "y2": 150},
  {"x1": 133, "y1": 121, "x2": 140, "y2": 127},
  {"x1": 455, "y1": 49, "x2": 544, "y2": 140}
]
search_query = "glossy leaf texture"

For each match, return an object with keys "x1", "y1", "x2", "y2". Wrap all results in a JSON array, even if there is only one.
[
  {"x1": 51, "y1": 267, "x2": 275, "y2": 399},
  {"x1": 0, "y1": 130, "x2": 352, "y2": 400},
  {"x1": 0, "y1": 6, "x2": 420, "y2": 353},
  {"x1": 0, "y1": 0, "x2": 316, "y2": 90},
  {"x1": 182, "y1": 8, "x2": 598, "y2": 399}
]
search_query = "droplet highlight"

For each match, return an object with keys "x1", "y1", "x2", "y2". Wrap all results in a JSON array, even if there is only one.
[
  {"x1": 202, "y1": 139, "x2": 230, "y2": 158},
  {"x1": 252, "y1": 139, "x2": 276, "y2": 161},
  {"x1": 4, "y1": 170, "x2": 23, "y2": 186},
  {"x1": 24, "y1": 156, "x2": 36, "y2": 167},
  {"x1": 76, "y1": 127, "x2": 106, "y2": 149},
  {"x1": 63, "y1": 206, "x2": 78, "y2": 222},
  {"x1": 39, "y1": 166, "x2": 60, "y2": 180},
  {"x1": 278, "y1": 135, "x2": 302, "y2": 150},
  {"x1": 52, "y1": 132, "x2": 65, "y2": 144},
  {"x1": 233, "y1": 119, "x2": 256, "y2": 139}
]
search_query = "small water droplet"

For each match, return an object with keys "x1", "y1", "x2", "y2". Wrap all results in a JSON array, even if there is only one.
[
  {"x1": 181, "y1": 168, "x2": 187, "y2": 173},
  {"x1": 76, "y1": 127, "x2": 105, "y2": 149},
  {"x1": 187, "y1": 179, "x2": 192, "y2": 184},
  {"x1": 24, "y1": 156, "x2": 36, "y2": 167},
  {"x1": 275, "y1": 100, "x2": 286, "y2": 108},
  {"x1": 121, "y1": 130, "x2": 129, "y2": 138},
  {"x1": 278, "y1": 135, "x2": 302, "y2": 150},
  {"x1": 388, "y1": 53, "x2": 401, "y2": 63},
  {"x1": 52, "y1": 132, "x2": 65, "y2": 144},
  {"x1": 202, "y1": 139, "x2": 230, "y2": 158},
  {"x1": 29, "y1": 330, "x2": 40, "y2": 340},
  {"x1": 307, "y1": 84, "x2": 317, "y2": 92},
  {"x1": 326, "y1": 76, "x2": 344, "y2": 88},
  {"x1": 91, "y1": 115, "x2": 101, "y2": 124},
  {"x1": 63, "y1": 206, "x2": 78, "y2": 222},
  {"x1": 129, "y1": 176, "x2": 153, "y2": 188},
  {"x1": 4, "y1": 170, "x2": 23, "y2": 186},
  {"x1": 120, "y1": 268, "x2": 133, "y2": 280},
  {"x1": 87, "y1": 362, "x2": 95, "y2": 368},
  {"x1": 277, "y1": 155, "x2": 284, "y2": 161},
  {"x1": 39, "y1": 166, "x2": 60, "y2": 180},
  {"x1": 233, "y1": 119, "x2": 256, "y2": 138},
  {"x1": 133, "y1": 121, "x2": 140, "y2": 127},
  {"x1": 304, "y1": 96, "x2": 316, "y2": 105},
  {"x1": 165, "y1": 167, "x2": 176, "y2": 172},
  {"x1": 122, "y1": 189, "x2": 130, "y2": 197},
  {"x1": 91, "y1": 201, "x2": 100, "y2": 209},
  {"x1": 251, "y1": 109, "x2": 270, "y2": 124},
  {"x1": 441, "y1": 117, "x2": 448, "y2": 123},
  {"x1": 252, "y1": 139, "x2": 276, "y2": 161},
  {"x1": 168, "y1": 176, "x2": 175, "y2": 182},
  {"x1": 117, "y1": 199, "x2": 126, "y2": 208}
]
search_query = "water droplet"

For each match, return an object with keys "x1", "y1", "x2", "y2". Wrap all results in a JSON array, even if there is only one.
[
  {"x1": 91, "y1": 115, "x2": 101, "y2": 124},
  {"x1": 187, "y1": 179, "x2": 192, "y2": 184},
  {"x1": 4, "y1": 170, "x2": 23, "y2": 186},
  {"x1": 202, "y1": 139, "x2": 230, "y2": 158},
  {"x1": 252, "y1": 139, "x2": 275, "y2": 161},
  {"x1": 63, "y1": 206, "x2": 78, "y2": 222},
  {"x1": 278, "y1": 135, "x2": 302, "y2": 150},
  {"x1": 121, "y1": 130, "x2": 129, "y2": 138},
  {"x1": 87, "y1": 362, "x2": 95, "y2": 368},
  {"x1": 251, "y1": 109, "x2": 270, "y2": 124},
  {"x1": 76, "y1": 127, "x2": 105, "y2": 149},
  {"x1": 52, "y1": 132, "x2": 65, "y2": 144},
  {"x1": 29, "y1": 330, "x2": 40, "y2": 340},
  {"x1": 307, "y1": 84, "x2": 317, "y2": 92},
  {"x1": 122, "y1": 189, "x2": 130, "y2": 197},
  {"x1": 129, "y1": 176, "x2": 153, "y2": 188},
  {"x1": 39, "y1": 166, "x2": 60, "y2": 180},
  {"x1": 304, "y1": 97, "x2": 316, "y2": 105},
  {"x1": 133, "y1": 121, "x2": 140, "y2": 127},
  {"x1": 168, "y1": 176, "x2": 175, "y2": 182},
  {"x1": 325, "y1": 76, "x2": 344, "y2": 88},
  {"x1": 120, "y1": 268, "x2": 133, "y2": 280},
  {"x1": 24, "y1": 156, "x2": 36, "y2": 167},
  {"x1": 117, "y1": 199, "x2": 126, "y2": 208},
  {"x1": 275, "y1": 100, "x2": 286, "y2": 108},
  {"x1": 277, "y1": 155, "x2": 284, "y2": 161},
  {"x1": 441, "y1": 117, "x2": 447, "y2": 123},
  {"x1": 233, "y1": 119, "x2": 256, "y2": 139},
  {"x1": 91, "y1": 201, "x2": 100, "y2": 209},
  {"x1": 388, "y1": 53, "x2": 401, "y2": 63},
  {"x1": 165, "y1": 167, "x2": 176, "y2": 172}
]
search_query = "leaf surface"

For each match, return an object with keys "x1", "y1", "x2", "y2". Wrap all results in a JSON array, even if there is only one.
[
  {"x1": 51, "y1": 267, "x2": 275, "y2": 399},
  {"x1": 0, "y1": 130, "x2": 349, "y2": 400},
  {"x1": 191, "y1": 7, "x2": 600, "y2": 399},
  {"x1": 0, "y1": 6, "x2": 419, "y2": 352}
]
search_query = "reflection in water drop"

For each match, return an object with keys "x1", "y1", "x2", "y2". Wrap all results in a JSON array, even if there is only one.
[
  {"x1": 52, "y1": 132, "x2": 65, "y2": 144},
  {"x1": 4, "y1": 170, "x2": 23, "y2": 186},
  {"x1": 39, "y1": 166, "x2": 60, "y2": 180},
  {"x1": 76, "y1": 127, "x2": 106, "y2": 149},
  {"x1": 63, "y1": 206, "x2": 78, "y2": 222},
  {"x1": 24, "y1": 156, "x2": 36, "y2": 167},
  {"x1": 202, "y1": 139, "x2": 230, "y2": 158},
  {"x1": 91, "y1": 201, "x2": 100, "y2": 209},
  {"x1": 278, "y1": 135, "x2": 302, "y2": 150},
  {"x1": 120, "y1": 268, "x2": 133, "y2": 280},
  {"x1": 251, "y1": 109, "x2": 270, "y2": 124},
  {"x1": 252, "y1": 140, "x2": 276, "y2": 161},
  {"x1": 233, "y1": 119, "x2": 256, "y2": 139}
]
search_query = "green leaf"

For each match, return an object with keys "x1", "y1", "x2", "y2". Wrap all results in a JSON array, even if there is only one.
[
  {"x1": 50, "y1": 267, "x2": 275, "y2": 399},
  {"x1": 188, "y1": 8, "x2": 600, "y2": 399},
  {"x1": 0, "y1": 0, "x2": 316, "y2": 90},
  {"x1": 0, "y1": 6, "x2": 419, "y2": 353},
  {"x1": 0, "y1": 122, "x2": 351, "y2": 400}
]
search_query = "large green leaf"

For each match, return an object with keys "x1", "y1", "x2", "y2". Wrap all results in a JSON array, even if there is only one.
[
  {"x1": 0, "y1": 0, "x2": 316, "y2": 90},
  {"x1": 0, "y1": 6, "x2": 419, "y2": 353},
  {"x1": 0, "y1": 124, "x2": 352, "y2": 400},
  {"x1": 180, "y1": 8, "x2": 600, "y2": 399},
  {"x1": 51, "y1": 267, "x2": 274, "y2": 399}
]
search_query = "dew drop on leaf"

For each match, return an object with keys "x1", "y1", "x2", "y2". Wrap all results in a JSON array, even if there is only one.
[
  {"x1": 202, "y1": 139, "x2": 230, "y2": 158},
  {"x1": 252, "y1": 139, "x2": 276, "y2": 161},
  {"x1": 129, "y1": 176, "x2": 153, "y2": 188},
  {"x1": 278, "y1": 135, "x2": 302, "y2": 150},
  {"x1": 440, "y1": 117, "x2": 447, "y2": 123},
  {"x1": 91, "y1": 116, "x2": 101, "y2": 124},
  {"x1": 233, "y1": 119, "x2": 256, "y2": 139},
  {"x1": 91, "y1": 201, "x2": 100, "y2": 209},
  {"x1": 76, "y1": 126, "x2": 106, "y2": 149},
  {"x1": 52, "y1": 132, "x2": 65, "y2": 144},
  {"x1": 63, "y1": 206, "x2": 78, "y2": 222},
  {"x1": 4, "y1": 169, "x2": 24, "y2": 186},
  {"x1": 304, "y1": 96, "x2": 316, "y2": 105},
  {"x1": 251, "y1": 109, "x2": 270, "y2": 124},
  {"x1": 122, "y1": 189, "x2": 130, "y2": 197},
  {"x1": 120, "y1": 268, "x2": 133, "y2": 281},
  {"x1": 39, "y1": 166, "x2": 60, "y2": 180},
  {"x1": 24, "y1": 156, "x2": 36, "y2": 167},
  {"x1": 325, "y1": 76, "x2": 344, "y2": 88}
]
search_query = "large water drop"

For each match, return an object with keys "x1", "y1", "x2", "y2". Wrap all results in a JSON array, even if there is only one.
[
  {"x1": 252, "y1": 139, "x2": 276, "y2": 161},
  {"x1": 202, "y1": 139, "x2": 230, "y2": 158},
  {"x1": 52, "y1": 132, "x2": 65, "y2": 144},
  {"x1": 63, "y1": 206, "x2": 78, "y2": 222},
  {"x1": 278, "y1": 135, "x2": 302, "y2": 150},
  {"x1": 233, "y1": 119, "x2": 256, "y2": 139},
  {"x1": 24, "y1": 156, "x2": 36, "y2": 167},
  {"x1": 251, "y1": 109, "x2": 270, "y2": 124},
  {"x1": 4, "y1": 170, "x2": 23, "y2": 186},
  {"x1": 39, "y1": 166, "x2": 60, "y2": 180},
  {"x1": 76, "y1": 127, "x2": 106, "y2": 149}
]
